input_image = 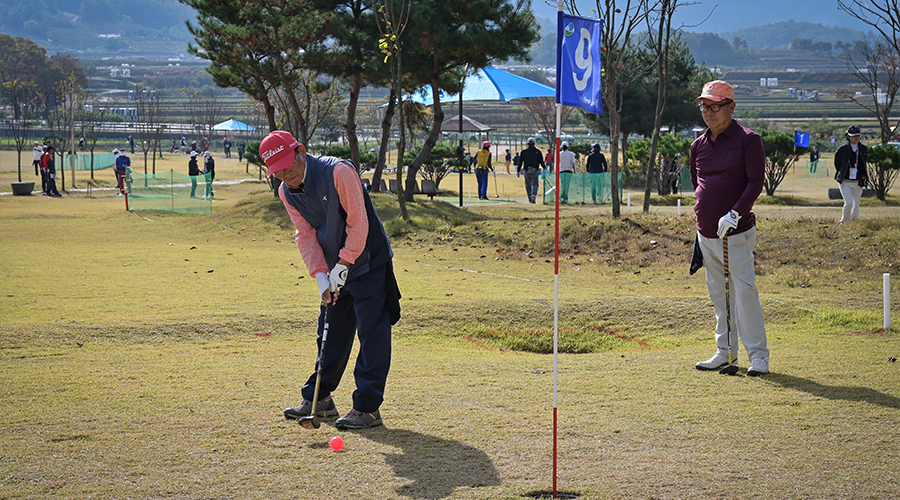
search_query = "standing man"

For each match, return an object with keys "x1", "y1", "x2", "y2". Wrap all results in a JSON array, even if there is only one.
[
  {"x1": 39, "y1": 145, "x2": 51, "y2": 195},
  {"x1": 690, "y1": 80, "x2": 769, "y2": 376},
  {"x1": 223, "y1": 136, "x2": 232, "y2": 159},
  {"x1": 517, "y1": 137, "x2": 545, "y2": 204},
  {"x1": 475, "y1": 141, "x2": 492, "y2": 200},
  {"x1": 237, "y1": 141, "x2": 246, "y2": 162},
  {"x1": 188, "y1": 150, "x2": 201, "y2": 198},
  {"x1": 586, "y1": 143, "x2": 608, "y2": 203},
  {"x1": 833, "y1": 126, "x2": 868, "y2": 223},
  {"x1": 32, "y1": 141, "x2": 44, "y2": 187},
  {"x1": 504, "y1": 149, "x2": 512, "y2": 174},
  {"x1": 127, "y1": 135, "x2": 135, "y2": 154},
  {"x1": 45, "y1": 145, "x2": 62, "y2": 197},
  {"x1": 261, "y1": 131, "x2": 401, "y2": 430},
  {"x1": 557, "y1": 141, "x2": 576, "y2": 203},
  {"x1": 115, "y1": 149, "x2": 131, "y2": 195},
  {"x1": 809, "y1": 145, "x2": 819, "y2": 174},
  {"x1": 202, "y1": 151, "x2": 215, "y2": 200}
]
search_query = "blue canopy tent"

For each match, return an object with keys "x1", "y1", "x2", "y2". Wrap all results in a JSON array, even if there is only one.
[
  {"x1": 410, "y1": 66, "x2": 555, "y2": 105},
  {"x1": 212, "y1": 118, "x2": 256, "y2": 131}
]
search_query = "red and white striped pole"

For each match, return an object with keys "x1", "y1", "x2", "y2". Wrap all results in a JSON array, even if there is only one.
[{"x1": 552, "y1": 5, "x2": 564, "y2": 496}]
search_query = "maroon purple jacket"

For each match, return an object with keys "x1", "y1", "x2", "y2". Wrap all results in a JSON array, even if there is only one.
[{"x1": 690, "y1": 119, "x2": 765, "y2": 239}]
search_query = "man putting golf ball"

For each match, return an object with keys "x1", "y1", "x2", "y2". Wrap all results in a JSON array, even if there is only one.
[
  {"x1": 689, "y1": 80, "x2": 769, "y2": 376},
  {"x1": 262, "y1": 131, "x2": 401, "y2": 430}
]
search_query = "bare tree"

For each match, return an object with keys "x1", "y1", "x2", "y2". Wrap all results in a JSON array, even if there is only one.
[
  {"x1": 837, "y1": 40, "x2": 900, "y2": 144},
  {"x1": 2, "y1": 79, "x2": 37, "y2": 182},
  {"x1": 641, "y1": 0, "x2": 681, "y2": 211},
  {"x1": 135, "y1": 84, "x2": 165, "y2": 176},
  {"x1": 44, "y1": 77, "x2": 81, "y2": 190},
  {"x1": 838, "y1": 0, "x2": 900, "y2": 56},
  {"x1": 376, "y1": 0, "x2": 413, "y2": 220},
  {"x1": 518, "y1": 96, "x2": 577, "y2": 147},
  {"x1": 80, "y1": 99, "x2": 109, "y2": 179},
  {"x1": 568, "y1": 0, "x2": 657, "y2": 218},
  {"x1": 181, "y1": 88, "x2": 223, "y2": 149}
]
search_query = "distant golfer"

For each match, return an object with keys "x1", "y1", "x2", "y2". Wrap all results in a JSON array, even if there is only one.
[
  {"x1": 475, "y1": 141, "x2": 492, "y2": 200},
  {"x1": 833, "y1": 126, "x2": 869, "y2": 223},
  {"x1": 690, "y1": 80, "x2": 769, "y2": 376},
  {"x1": 261, "y1": 130, "x2": 401, "y2": 430},
  {"x1": 517, "y1": 138, "x2": 545, "y2": 204},
  {"x1": 115, "y1": 149, "x2": 130, "y2": 195},
  {"x1": 188, "y1": 151, "x2": 200, "y2": 198}
]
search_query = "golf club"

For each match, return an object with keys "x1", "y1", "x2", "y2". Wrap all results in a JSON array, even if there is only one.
[
  {"x1": 299, "y1": 304, "x2": 331, "y2": 429},
  {"x1": 720, "y1": 231, "x2": 739, "y2": 376},
  {"x1": 492, "y1": 168, "x2": 499, "y2": 198}
]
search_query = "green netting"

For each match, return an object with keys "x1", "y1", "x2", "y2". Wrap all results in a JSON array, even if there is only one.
[
  {"x1": 680, "y1": 168, "x2": 692, "y2": 191},
  {"x1": 541, "y1": 172, "x2": 623, "y2": 204},
  {"x1": 61, "y1": 152, "x2": 116, "y2": 171},
  {"x1": 806, "y1": 159, "x2": 829, "y2": 178},
  {"x1": 126, "y1": 169, "x2": 213, "y2": 215}
]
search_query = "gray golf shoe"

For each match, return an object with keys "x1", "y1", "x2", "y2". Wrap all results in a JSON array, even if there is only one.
[
  {"x1": 335, "y1": 409, "x2": 383, "y2": 430},
  {"x1": 283, "y1": 395, "x2": 340, "y2": 420}
]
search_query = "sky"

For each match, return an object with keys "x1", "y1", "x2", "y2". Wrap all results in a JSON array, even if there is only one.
[{"x1": 532, "y1": 0, "x2": 875, "y2": 34}]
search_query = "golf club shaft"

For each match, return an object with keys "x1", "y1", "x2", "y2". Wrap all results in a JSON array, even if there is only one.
[
  {"x1": 724, "y1": 233, "x2": 732, "y2": 365},
  {"x1": 309, "y1": 305, "x2": 331, "y2": 418}
]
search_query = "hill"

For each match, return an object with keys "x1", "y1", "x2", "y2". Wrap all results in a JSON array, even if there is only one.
[
  {"x1": 0, "y1": 0, "x2": 194, "y2": 58},
  {"x1": 720, "y1": 20, "x2": 870, "y2": 50}
]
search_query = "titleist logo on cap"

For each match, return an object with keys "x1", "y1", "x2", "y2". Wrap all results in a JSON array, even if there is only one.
[{"x1": 262, "y1": 145, "x2": 284, "y2": 162}]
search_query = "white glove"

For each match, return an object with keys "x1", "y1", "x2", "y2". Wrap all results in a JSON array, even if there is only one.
[
  {"x1": 329, "y1": 263, "x2": 348, "y2": 293},
  {"x1": 717, "y1": 210, "x2": 740, "y2": 239},
  {"x1": 315, "y1": 273, "x2": 331, "y2": 297}
]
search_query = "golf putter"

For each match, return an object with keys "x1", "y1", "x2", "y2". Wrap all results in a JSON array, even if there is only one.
[
  {"x1": 720, "y1": 231, "x2": 739, "y2": 376},
  {"x1": 493, "y1": 168, "x2": 499, "y2": 198},
  {"x1": 299, "y1": 305, "x2": 331, "y2": 429}
]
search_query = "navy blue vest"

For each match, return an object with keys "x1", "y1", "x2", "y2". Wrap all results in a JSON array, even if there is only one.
[{"x1": 281, "y1": 154, "x2": 392, "y2": 283}]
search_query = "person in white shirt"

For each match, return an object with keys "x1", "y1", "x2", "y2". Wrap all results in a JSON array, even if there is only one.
[{"x1": 557, "y1": 141, "x2": 577, "y2": 203}]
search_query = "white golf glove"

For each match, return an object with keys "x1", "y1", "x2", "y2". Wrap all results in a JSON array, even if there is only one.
[
  {"x1": 315, "y1": 273, "x2": 331, "y2": 297},
  {"x1": 329, "y1": 263, "x2": 349, "y2": 293},
  {"x1": 717, "y1": 210, "x2": 740, "y2": 239}
]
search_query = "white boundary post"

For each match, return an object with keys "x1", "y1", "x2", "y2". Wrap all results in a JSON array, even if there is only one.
[{"x1": 885, "y1": 273, "x2": 891, "y2": 330}]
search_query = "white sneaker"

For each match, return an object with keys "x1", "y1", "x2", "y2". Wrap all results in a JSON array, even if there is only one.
[
  {"x1": 748, "y1": 357, "x2": 769, "y2": 376},
  {"x1": 695, "y1": 352, "x2": 732, "y2": 371}
]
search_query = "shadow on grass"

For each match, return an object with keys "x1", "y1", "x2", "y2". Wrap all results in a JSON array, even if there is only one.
[
  {"x1": 361, "y1": 427, "x2": 500, "y2": 499},
  {"x1": 767, "y1": 372, "x2": 900, "y2": 409}
]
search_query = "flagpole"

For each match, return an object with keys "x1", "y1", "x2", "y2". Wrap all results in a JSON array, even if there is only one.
[{"x1": 552, "y1": 9, "x2": 562, "y2": 500}]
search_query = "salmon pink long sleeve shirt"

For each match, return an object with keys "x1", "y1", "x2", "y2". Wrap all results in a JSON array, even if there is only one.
[{"x1": 278, "y1": 162, "x2": 369, "y2": 277}]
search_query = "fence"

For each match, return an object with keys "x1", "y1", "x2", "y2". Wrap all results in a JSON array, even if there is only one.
[
  {"x1": 541, "y1": 172, "x2": 623, "y2": 205},
  {"x1": 61, "y1": 152, "x2": 116, "y2": 171}
]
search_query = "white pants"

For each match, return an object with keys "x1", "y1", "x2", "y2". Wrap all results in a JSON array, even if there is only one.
[
  {"x1": 839, "y1": 180, "x2": 863, "y2": 222},
  {"x1": 699, "y1": 228, "x2": 769, "y2": 362}
]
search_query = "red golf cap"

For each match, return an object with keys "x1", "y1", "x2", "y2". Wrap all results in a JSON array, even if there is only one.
[
  {"x1": 260, "y1": 131, "x2": 300, "y2": 177},
  {"x1": 695, "y1": 80, "x2": 734, "y2": 103}
]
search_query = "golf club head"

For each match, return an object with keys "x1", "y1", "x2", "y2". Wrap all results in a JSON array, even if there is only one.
[
  {"x1": 298, "y1": 415, "x2": 321, "y2": 430},
  {"x1": 719, "y1": 364, "x2": 739, "y2": 376}
]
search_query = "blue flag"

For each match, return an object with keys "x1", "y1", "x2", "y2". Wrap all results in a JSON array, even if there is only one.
[
  {"x1": 795, "y1": 131, "x2": 810, "y2": 148},
  {"x1": 557, "y1": 13, "x2": 603, "y2": 115}
]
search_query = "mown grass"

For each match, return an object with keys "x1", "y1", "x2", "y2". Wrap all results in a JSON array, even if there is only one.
[{"x1": 2, "y1": 174, "x2": 900, "y2": 499}]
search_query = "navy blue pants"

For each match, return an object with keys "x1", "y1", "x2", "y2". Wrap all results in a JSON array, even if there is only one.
[
  {"x1": 302, "y1": 264, "x2": 394, "y2": 414},
  {"x1": 476, "y1": 168, "x2": 489, "y2": 199}
]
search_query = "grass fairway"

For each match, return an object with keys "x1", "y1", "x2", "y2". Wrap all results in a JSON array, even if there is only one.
[{"x1": 2, "y1": 151, "x2": 900, "y2": 499}]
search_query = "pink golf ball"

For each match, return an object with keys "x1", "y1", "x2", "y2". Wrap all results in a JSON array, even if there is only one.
[{"x1": 330, "y1": 436, "x2": 344, "y2": 451}]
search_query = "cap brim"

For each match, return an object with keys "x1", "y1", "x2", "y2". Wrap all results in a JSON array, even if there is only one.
[
  {"x1": 266, "y1": 155, "x2": 294, "y2": 178},
  {"x1": 695, "y1": 94, "x2": 728, "y2": 103}
]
